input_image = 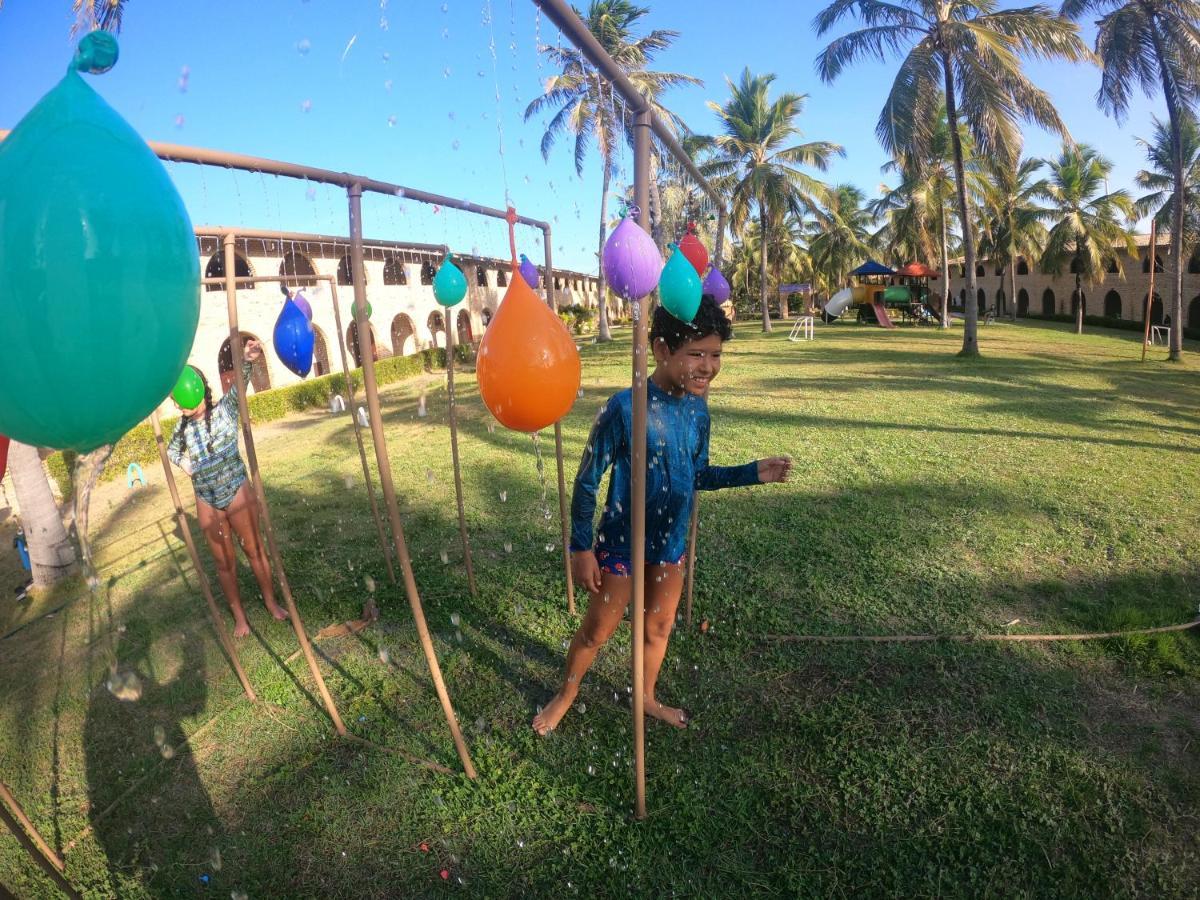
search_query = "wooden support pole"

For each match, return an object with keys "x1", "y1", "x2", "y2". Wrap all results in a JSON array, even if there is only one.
[
  {"x1": 326, "y1": 279, "x2": 397, "y2": 584},
  {"x1": 683, "y1": 502, "x2": 699, "y2": 628},
  {"x1": 544, "y1": 225, "x2": 576, "y2": 613},
  {"x1": 222, "y1": 234, "x2": 347, "y2": 736},
  {"x1": 150, "y1": 413, "x2": 257, "y2": 702},
  {"x1": 347, "y1": 185, "x2": 477, "y2": 779},
  {"x1": 444, "y1": 312, "x2": 478, "y2": 597},
  {"x1": 0, "y1": 781, "x2": 80, "y2": 899},
  {"x1": 1142, "y1": 219, "x2": 1158, "y2": 363}
]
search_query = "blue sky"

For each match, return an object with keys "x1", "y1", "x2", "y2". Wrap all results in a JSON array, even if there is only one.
[{"x1": 0, "y1": 1, "x2": 1167, "y2": 273}]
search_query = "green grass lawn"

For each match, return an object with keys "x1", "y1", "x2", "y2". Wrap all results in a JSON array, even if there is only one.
[{"x1": 1, "y1": 318, "x2": 1198, "y2": 898}]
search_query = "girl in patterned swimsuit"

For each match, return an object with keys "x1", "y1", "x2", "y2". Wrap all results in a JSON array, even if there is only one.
[
  {"x1": 168, "y1": 339, "x2": 287, "y2": 637},
  {"x1": 533, "y1": 297, "x2": 792, "y2": 735}
]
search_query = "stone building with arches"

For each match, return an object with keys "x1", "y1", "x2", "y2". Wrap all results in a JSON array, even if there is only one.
[
  {"x1": 177, "y1": 229, "x2": 599, "y2": 409},
  {"x1": 946, "y1": 234, "x2": 1200, "y2": 330}
]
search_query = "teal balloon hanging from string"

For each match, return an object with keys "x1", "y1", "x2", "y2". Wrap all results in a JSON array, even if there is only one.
[
  {"x1": 0, "y1": 33, "x2": 200, "y2": 451},
  {"x1": 433, "y1": 254, "x2": 468, "y2": 307}
]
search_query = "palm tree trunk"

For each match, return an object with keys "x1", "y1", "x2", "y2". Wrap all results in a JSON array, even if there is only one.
[
  {"x1": 775, "y1": 242, "x2": 788, "y2": 319},
  {"x1": 942, "y1": 56, "x2": 979, "y2": 355},
  {"x1": 1009, "y1": 254, "x2": 1018, "y2": 324},
  {"x1": 596, "y1": 162, "x2": 613, "y2": 342},
  {"x1": 1151, "y1": 23, "x2": 1186, "y2": 361},
  {"x1": 759, "y1": 207, "x2": 772, "y2": 332},
  {"x1": 8, "y1": 442, "x2": 77, "y2": 588},
  {"x1": 940, "y1": 209, "x2": 950, "y2": 328}
]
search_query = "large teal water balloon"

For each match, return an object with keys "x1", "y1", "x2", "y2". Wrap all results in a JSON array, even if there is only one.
[
  {"x1": 658, "y1": 243, "x2": 702, "y2": 323},
  {"x1": 433, "y1": 254, "x2": 468, "y2": 307},
  {"x1": 0, "y1": 33, "x2": 200, "y2": 451}
]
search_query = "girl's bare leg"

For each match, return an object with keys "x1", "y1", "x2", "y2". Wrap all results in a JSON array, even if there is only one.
[
  {"x1": 225, "y1": 483, "x2": 287, "y2": 621},
  {"x1": 198, "y1": 500, "x2": 250, "y2": 637},
  {"x1": 532, "y1": 572, "x2": 632, "y2": 735},
  {"x1": 643, "y1": 563, "x2": 688, "y2": 728}
]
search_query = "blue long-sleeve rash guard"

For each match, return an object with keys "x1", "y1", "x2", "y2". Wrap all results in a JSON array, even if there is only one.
[{"x1": 570, "y1": 379, "x2": 760, "y2": 563}]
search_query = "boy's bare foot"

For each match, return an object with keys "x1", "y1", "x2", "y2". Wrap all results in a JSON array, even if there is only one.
[
  {"x1": 646, "y1": 698, "x2": 689, "y2": 729},
  {"x1": 266, "y1": 602, "x2": 289, "y2": 621},
  {"x1": 532, "y1": 691, "x2": 576, "y2": 736},
  {"x1": 233, "y1": 618, "x2": 251, "y2": 638}
]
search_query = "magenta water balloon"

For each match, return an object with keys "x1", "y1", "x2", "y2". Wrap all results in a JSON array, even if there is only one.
[
  {"x1": 292, "y1": 291, "x2": 313, "y2": 320},
  {"x1": 702, "y1": 266, "x2": 731, "y2": 304},
  {"x1": 518, "y1": 254, "x2": 539, "y2": 289},
  {"x1": 602, "y1": 213, "x2": 661, "y2": 301}
]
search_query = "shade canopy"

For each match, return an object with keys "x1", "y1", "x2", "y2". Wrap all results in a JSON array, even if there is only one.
[
  {"x1": 897, "y1": 262, "x2": 941, "y2": 278},
  {"x1": 849, "y1": 260, "x2": 896, "y2": 277}
]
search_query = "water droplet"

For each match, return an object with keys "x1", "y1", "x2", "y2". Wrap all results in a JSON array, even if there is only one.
[
  {"x1": 516, "y1": 838, "x2": 525, "y2": 848},
  {"x1": 443, "y1": 66, "x2": 452, "y2": 78},
  {"x1": 364, "y1": 575, "x2": 376, "y2": 593},
  {"x1": 503, "y1": 542, "x2": 512, "y2": 554},
  {"x1": 296, "y1": 38, "x2": 312, "y2": 55},
  {"x1": 487, "y1": 421, "x2": 496, "y2": 434},
  {"x1": 452, "y1": 139, "x2": 460, "y2": 151},
  {"x1": 153, "y1": 725, "x2": 165, "y2": 746},
  {"x1": 499, "y1": 490, "x2": 507, "y2": 502},
  {"x1": 450, "y1": 612, "x2": 461, "y2": 627},
  {"x1": 545, "y1": 543, "x2": 555, "y2": 552},
  {"x1": 426, "y1": 468, "x2": 436, "y2": 484},
  {"x1": 587, "y1": 764, "x2": 595, "y2": 775},
  {"x1": 301, "y1": 98, "x2": 312, "y2": 113},
  {"x1": 440, "y1": 549, "x2": 449, "y2": 565},
  {"x1": 387, "y1": 115, "x2": 397, "y2": 128},
  {"x1": 455, "y1": 630, "x2": 463, "y2": 644},
  {"x1": 384, "y1": 79, "x2": 393, "y2": 92},
  {"x1": 378, "y1": 646, "x2": 390, "y2": 664},
  {"x1": 160, "y1": 744, "x2": 176, "y2": 759},
  {"x1": 210, "y1": 847, "x2": 223, "y2": 871},
  {"x1": 577, "y1": 702, "x2": 586, "y2": 714},
  {"x1": 474, "y1": 717, "x2": 486, "y2": 733}
]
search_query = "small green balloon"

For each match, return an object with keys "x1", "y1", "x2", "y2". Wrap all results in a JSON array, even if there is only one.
[
  {"x1": 658, "y1": 243, "x2": 702, "y2": 323},
  {"x1": 351, "y1": 300, "x2": 373, "y2": 319},
  {"x1": 433, "y1": 255, "x2": 468, "y2": 307},
  {"x1": 171, "y1": 366, "x2": 205, "y2": 409}
]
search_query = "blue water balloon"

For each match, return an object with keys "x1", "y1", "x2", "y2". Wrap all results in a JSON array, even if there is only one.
[{"x1": 273, "y1": 298, "x2": 314, "y2": 377}]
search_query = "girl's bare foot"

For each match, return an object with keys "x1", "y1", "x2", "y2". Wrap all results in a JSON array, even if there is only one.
[
  {"x1": 532, "y1": 690, "x2": 576, "y2": 736},
  {"x1": 266, "y1": 602, "x2": 289, "y2": 621},
  {"x1": 233, "y1": 618, "x2": 251, "y2": 638},
  {"x1": 646, "y1": 697, "x2": 689, "y2": 729}
]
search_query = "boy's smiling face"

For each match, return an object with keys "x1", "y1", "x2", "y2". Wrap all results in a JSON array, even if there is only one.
[{"x1": 652, "y1": 332, "x2": 723, "y2": 398}]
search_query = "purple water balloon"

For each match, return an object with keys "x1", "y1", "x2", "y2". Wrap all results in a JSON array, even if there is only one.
[
  {"x1": 702, "y1": 266, "x2": 731, "y2": 304},
  {"x1": 292, "y1": 291, "x2": 313, "y2": 320},
  {"x1": 518, "y1": 254, "x2": 539, "y2": 289},
  {"x1": 602, "y1": 210, "x2": 662, "y2": 301}
]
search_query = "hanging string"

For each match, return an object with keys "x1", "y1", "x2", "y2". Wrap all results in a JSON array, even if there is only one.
[{"x1": 483, "y1": 0, "x2": 512, "y2": 208}]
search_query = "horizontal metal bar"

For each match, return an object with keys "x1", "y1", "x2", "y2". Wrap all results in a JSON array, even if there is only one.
[{"x1": 194, "y1": 226, "x2": 448, "y2": 255}]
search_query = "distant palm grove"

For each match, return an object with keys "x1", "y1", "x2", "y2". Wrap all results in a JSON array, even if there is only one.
[{"x1": 528, "y1": 0, "x2": 1200, "y2": 361}]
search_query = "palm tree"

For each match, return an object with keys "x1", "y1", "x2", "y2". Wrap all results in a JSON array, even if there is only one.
[
  {"x1": 525, "y1": 0, "x2": 700, "y2": 341},
  {"x1": 1061, "y1": 0, "x2": 1200, "y2": 360},
  {"x1": 809, "y1": 184, "x2": 876, "y2": 294},
  {"x1": 815, "y1": 0, "x2": 1088, "y2": 356},
  {"x1": 978, "y1": 157, "x2": 1050, "y2": 322},
  {"x1": 1135, "y1": 113, "x2": 1200, "y2": 273},
  {"x1": 1039, "y1": 144, "x2": 1136, "y2": 334},
  {"x1": 694, "y1": 69, "x2": 842, "y2": 332}
]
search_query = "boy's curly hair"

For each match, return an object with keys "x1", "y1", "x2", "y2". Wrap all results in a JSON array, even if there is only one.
[{"x1": 649, "y1": 295, "x2": 733, "y2": 352}]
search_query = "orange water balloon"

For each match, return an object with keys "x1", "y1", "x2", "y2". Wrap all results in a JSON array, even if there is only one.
[{"x1": 477, "y1": 270, "x2": 581, "y2": 432}]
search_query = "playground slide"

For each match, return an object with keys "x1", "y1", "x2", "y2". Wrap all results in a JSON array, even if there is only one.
[
  {"x1": 824, "y1": 287, "x2": 854, "y2": 320},
  {"x1": 872, "y1": 300, "x2": 898, "y2": 329}
]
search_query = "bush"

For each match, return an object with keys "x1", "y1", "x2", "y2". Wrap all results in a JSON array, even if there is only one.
[
  {"x1": 44, "y1": 346, "x2": 462, "y2": 497},
  {"x1": 558, "y1": 304, "x2": 595, "y2": 335}
]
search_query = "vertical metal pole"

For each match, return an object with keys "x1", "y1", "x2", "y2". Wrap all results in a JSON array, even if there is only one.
[
  {"x1": 544, "y1": 225, "x2": 576, "y2": 614},
  {"x1": 347, "y1": 185, "x2": 477, "y2": 779},
  {"x1": 222, "y1": 234, "x2": 347, "y2": 736},
  {"x1": 327, "y1": 279, "x2": 397, "y2": 584},
  {"x1": 444, "y1": 312, "x2": 478, "y2": 597},
  {"x1": 150, "y1": 412, "x2": 257, "y2": 702},
  {"x1": 1142, "y1": 219, "x2": 1157, "y2": 362},
  {"x1": 0, "y1": 781, "x2": 80, "y2": 899},
  {"x1": 631, "y1": 108, "x2": 651, "y2": 820}
]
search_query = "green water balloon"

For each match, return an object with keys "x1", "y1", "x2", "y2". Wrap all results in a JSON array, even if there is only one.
[
  {"x1": 658, "y1": 243, "x2": 702, "y2": 323},
  {"x1": 433, "y1": 254, "x2": 468, "y2": 307},
  {"x1": 0, "y1": 33, "x2": 200, "y2": 451},
  {"x1": 171, "y1": 366, "x2": 205, "y2": 409}
]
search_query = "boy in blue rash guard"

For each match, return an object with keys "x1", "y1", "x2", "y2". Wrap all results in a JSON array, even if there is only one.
[
  {"x1": 167, "y1": 339, "x2": 288, "y2": 638},
  {"x1": 533, "y1": 297, "x2": 791, "y2": 735}
]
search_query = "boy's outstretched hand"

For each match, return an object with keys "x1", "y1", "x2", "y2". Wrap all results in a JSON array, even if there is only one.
[
  {"x1": 572, "y1": 550, "x2": 603, "y2": 595},
  {"x1": 757, "y1": 456, "x2": 792, "y2": 484},
  {"x1": 243, "y1": 338, "x2": 263, "y2": 362}
]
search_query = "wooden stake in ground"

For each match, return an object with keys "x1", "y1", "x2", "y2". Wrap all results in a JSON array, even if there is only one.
[
  {"x1": 683, "y1": 500, "x2": 699, "y2": 627},
  {"x1": 150, "y1": 412, "x2": 257, "y2": 702},
  {"x1": 1142, "y1": 219, "x2": 1158, "y2": 363},
  {"x1": 221, "y1": 234, "x2": 347, "y2": 736},
  {"x1": 0, "y1": 780, "x2": 80, "y2": 899},
  {"x1": 346, "y1": 186, "x2": 477, "y2": 778},
  {"x1": 444, "y1": 312, "x2": 478, "y2": 597},
  {"x1": 327, "y1": 278, "x2": 397, "y2": 584}
]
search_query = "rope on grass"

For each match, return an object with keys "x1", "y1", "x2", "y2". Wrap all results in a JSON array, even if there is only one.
[{"x1": 761, "y1": 618, "x2": 1200, "y2": 645}]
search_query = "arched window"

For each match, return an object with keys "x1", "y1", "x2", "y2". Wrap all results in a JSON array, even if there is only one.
[
  {"x1": 1143, "y1": 293, "x2": 1164, "y2": 325},
  {"x1": 1105, "y1": 256, "x2": 1119, "y2": 274},
  {"x1": 481, "y1": 308, "x2": 494, "y2": 327},
  {"x1": 1143, "y1": 253, "x2": 1164, "y2": 274},
  {"x1": 204, "y1": 251, "x2": 253, "y2": 292},
  {"x1": 475, "y1": 266, "x2": 488, "y2": 287},
  {"x1": 1017, "y1": 288, "x2": 1029, "y2": 317},
  {"x1": 975, "y1": 264, "x2": 985, "y2": 278},
  {"x1": 1041, "y1": 288, "x2": 1055, "y2": 317},
  {"x1": 1189, "y1": 253, "x2": 1200, "y2": 275},
  {"x1": 337, "y1": 254, "x2": 361, "y2": 286},
  {"x1": 218, "y1": 332, "x2": 270, "y2": 392},
  {"x1": 347, "y1": 321, "x2": 378, "y2": 367},
  {"x1": 995, "y1": 288, "x2": 1006, "y2": 315},
  {"x1": 457, "y1": 309, "x2": 473, "y2": 345},
  {"x1": 976, "y1": 288, "x2": 986, "y2": 314},
  {"x1": 1016, "y1": 257, "x2": 1029, "y2": 275},
  {"x1": 383, "y1": 256, "x2": 408, "y2": 286},
  {"x1": 994, "y1": 265, "x2": 1004, "y2": 277},
  {"x1": 1103, "y1": 290, "x2": 1122, "y2": 319},
  {"x1": 420, "y1": 261, "x2": 436, "y2": 285},
  {"x1": 427, "y1": 310, "x2": 445, "y2": 348},
  {"x1": 311, "y1": 324, "x2": 331, "y2": 377},
  {"x1": 1189, "y1": 295, "x2": 1200, "y2": 327},
  {"x1": 280, "y1": 250, "x2": 318, "y2": 288},
  {"x1": 391, "y1": 314, "x2": 417, "y2": 356},
  {"x1": 496, "y1": 268, "x2": 508, "y2": 287},
  {"x1": 957, "y1": 288, "x2": 966, "y2": 308}
]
